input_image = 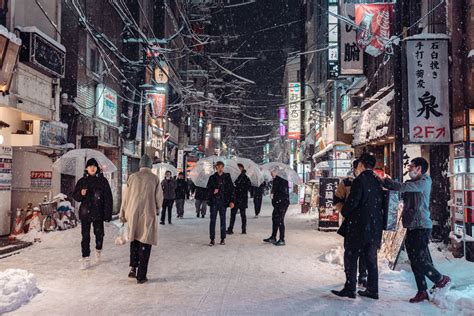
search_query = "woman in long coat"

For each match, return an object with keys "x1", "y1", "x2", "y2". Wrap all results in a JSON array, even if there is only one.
[{"x1": 120, "y1": 154, "x2": 163, "y2": 284}]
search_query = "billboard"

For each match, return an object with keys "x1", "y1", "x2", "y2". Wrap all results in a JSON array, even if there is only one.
[
  {"x1": 355, "y1": 3, "x2": 393, "y2": 57},
  {"x1": 339, "y1": 1, "x2": 364, "y2": 75}
]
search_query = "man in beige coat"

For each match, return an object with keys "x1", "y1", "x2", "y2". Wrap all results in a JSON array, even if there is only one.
[{"x1": 120, "y1": 154, "x2": 163, "y2": 284}]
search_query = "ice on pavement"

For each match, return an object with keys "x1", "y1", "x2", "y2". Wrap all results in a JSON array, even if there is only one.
[
  {"x1": 0, "y1": 269, "x2": 39, "y2": 314},
  {"x1": 1, "y1": 199, "x2": 473, "y2": 315}
]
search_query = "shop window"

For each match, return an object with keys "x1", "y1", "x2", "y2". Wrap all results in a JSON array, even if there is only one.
[{"x1": 87, "y1": 35, "x2": 103, "y2": 80}]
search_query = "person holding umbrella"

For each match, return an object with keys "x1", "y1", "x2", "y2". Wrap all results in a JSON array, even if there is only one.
[
  {"x1": 263, "y1": 169, "x2": 289, "y2": 246},
  {"x1": 73, "y1": 158, "x2": 113, "y2": 270},
  {"x1": 227, "y1": 163, "x2": 251, "y2": 235},
  {"x1": 252, "y1": 181, "x2": 266, "y2": 218}
]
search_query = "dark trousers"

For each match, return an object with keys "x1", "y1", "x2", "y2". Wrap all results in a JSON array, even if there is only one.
[
  {"x1": 405, "y1": 228, "x2": 443, "y2": 291},
  {"x1": 130, "y1": 240, "x2": 152, "y2": 280},
  {"x1": 271, "y1": 205, "x2": 287, "y2": 241},
  {"x1": 210, "y1": 203, "x2": 227, "y2": 241},
  {"x1": 161, "y1": 199, "x2": 174, "y2": 223},
  {"x1": 81, "y1": 218, "x2": 104, "y2": 258},
  {"x1": 228, "y1": 207, "x2": 247, "y2": 232},
  {"x1": 254, "y1": 194, "x2": 262, "y2": 216},
  {"x1": 358, "y1": 255, "x2": 368, "y2": 281},
  {"x1": 344, "y1": 243, "x2": 378, "y2": 293},
  {"x1": 176, "y1": 199, "x2": 185, "y2": 217},
  {"x1": 195, "y1": 199, "x2": 207, "y2": 216}
]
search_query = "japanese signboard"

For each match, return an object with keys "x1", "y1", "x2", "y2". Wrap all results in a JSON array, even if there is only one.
[
  {"x1": 0, "y1": 146, "x2": 12, "y2": 191},
  {"x1": 30, "y1": 171, "x2": 52, "y2": 188},
  {"x1": 355, "y1": 3, "x2": 393, "y2": 57},
  {"x1": 148, "y1": 92, "x2": 167, "y2": 119},
  {"x1": 406, "y1": 36, "x2": 450, "y2": 143},
  {"x1": 40, "y1": 121, "x2": 67, "y2": 148},
  {"x1": 279, "y1": 107, "x2": 286, "y2": 136},
  {"x1": 339, "y1": 1, "x2": 363, "y2": 75},
  {"x1": 288, "y1": 83, "x2": 301, "y2": 140},
  {"x1": 154, "y1": 63, "x2": 169, "y2": 84},
  {"x1": 328, "y1": 3, "x2": 339, "y2": 78},
  {"x1": 96, "y1": 84, "x2": 118, "y2": 124},
  {"x1": 189, "y1": 105, "x2": 200, "y2": 145},
  {"x1": 318, "y1": 177, "x2": 340, "y2": 230},
  {"x1": 177, "y1": 149, "x2": 184, "y2": 173}
]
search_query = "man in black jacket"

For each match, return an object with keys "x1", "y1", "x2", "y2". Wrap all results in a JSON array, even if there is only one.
[
  {"x1": 73, "y1": 158, "x2": 113, "y2": 270},
  {"x1": 263, "y1": 171, "x2": 289, "y2": 246},
  {"x1": 175, "y1": 172, "x2": 189, "y2": 219},
  {"x1": 193, "y1": 185, "x2": 208, "y2": 218},
  {"x1": 227, "y1": 164, "x2": 251, "y2": 235},
  {"x1": 160, "y1": 171, "x2": 177, "y2": 225},
  {"x1": 332, "y1": 153, "x2": 383, "y2": 300},
  {"x1": 206, "y1": 161, "x2": 235, "y2": 246},
  {"x1": 252, "y1": 182, "x2": 266, "y2": 218}
]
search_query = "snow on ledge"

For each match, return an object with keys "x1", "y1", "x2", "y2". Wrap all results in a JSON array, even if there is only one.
[
  {"x1": 0, "y1": 269, "x2": 40, "y2": 314},
  {"x1": 468, "y1": 49, "x2": 474, "y2": 58},
  {"x1": 404, "y1": 33, "x2": 450, "y2": 41}
]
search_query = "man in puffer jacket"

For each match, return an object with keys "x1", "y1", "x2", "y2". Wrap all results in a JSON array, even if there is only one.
[{"x1": 73, "y1": 158, "x2": 113, "y2": 270}]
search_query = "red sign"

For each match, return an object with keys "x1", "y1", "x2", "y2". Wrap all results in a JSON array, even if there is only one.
[
  {"x1": 355, "y1": 4, "x2": 393, "y2": 57},
  {"x1": 31, "y1": 171, "x2": 52, "y2": 179},
  {"x1": 31, "y1": 171, "x2": 52, "y2": 188},
  {"x1": 148, "y1": 93, "x2": 166, "y2": 118}
]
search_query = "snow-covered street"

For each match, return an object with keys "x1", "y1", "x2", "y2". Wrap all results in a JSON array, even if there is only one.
[{"x1": 1, "y1": 199, "x2": 473, "y2": 315}]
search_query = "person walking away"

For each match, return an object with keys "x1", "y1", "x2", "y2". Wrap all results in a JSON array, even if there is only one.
[
  {"x1": 194, "y1": 186, "x2": 208, "y2": 218},
  {"x1": 73, "y1": 158, "x2": 113, "y2": 270},
  {"x1": 206, "y1": 161, "x2": 235, "y2": 246},
  {"x1": 331, "y1": 153, "x2": 383, "y2": 300},
  {"x1": 263, "y1": 171, "x2": 289, "y2": 246},
  {"x1": 160, "y1": 170, "x2": 177, "y2": 225},
  {"x1": 379, "y1": 157, "x2": 451, "y2": 303},
  {"x1": 227, "y1": 164, "x2": 251, "y2": 235},
  {"x1": 252, "y1": 181, "x2": 266, "y2": 218},
  {"x1": 175, "y1": 172, "x2": 189, "y2": 219},
  {"x1": 120, "y1": 154, "x2": 163, "y2": 284},
  {"x1": 334, "y1": 159, "x2": 368, "y2": 288}
]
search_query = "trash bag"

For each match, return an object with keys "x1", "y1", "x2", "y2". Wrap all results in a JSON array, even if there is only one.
[{"x1": 115, "y1": 224, "x2": 129, "y2": 245}]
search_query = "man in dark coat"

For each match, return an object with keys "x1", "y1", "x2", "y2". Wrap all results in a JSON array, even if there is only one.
[
  {"x1": 227, "y1": 164, "x2": 251, "y2": 235},
  {"x1": 263, "y1": 171, "x2": 289, "y2": 246},
  {"x1": 193, "y1": 185, "x2": 208, "y2": 218},
  {"x1": 206, "y1": 161, "x2": 235, "y2": 246},
  {"x1": 175, "y1": 172, "x2": 189, "y2": 219},
  {"x1": 252, "y1": 181, "x2": 266, "y2": 218},
  {"x1": 160, "y1": 170, "x2": 177, "y2": 225},
  {"x1": 73, "y1": 158, "x2": 113, "y2": 270},
  {"x1": 332, "y1": 153, "x2": 383, "y2": 300}
]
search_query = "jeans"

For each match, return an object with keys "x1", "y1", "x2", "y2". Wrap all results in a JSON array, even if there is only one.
[
  {"x1": 195, "y1": 199, "x2": 207, "y2": 216},
  {"x1": 405, "y1": 228, "x2": 443, "y2": 291},
  {"x1": 210, "y1": 203, "x2": 227, "y2": 241},
  {"x1": 161, "y1": 199, "x2": 174, "y2": 223},
  {"x1": 344, "y1": 243, "x2": 379, "y2": 293},
  {"x1": 130, "y1": 240, "x2": 152, "y2": 280},
  {"x1": 228, "y1": 207, "x2": 247, "y2": 232},
  {"x1": 254, "y1": 194, "x2": 262, "y2": 216},
  {"x1": 176, "y1": 199, "x2": 185, "y2": 217},
  {"x1": 81, "y1": 219, "x2": 104, "y2": 258},
  {"x1": 271, "y1": 204, "x2": 288, "y2": 241}
]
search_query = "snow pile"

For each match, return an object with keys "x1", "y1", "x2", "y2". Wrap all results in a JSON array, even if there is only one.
[
  {"x1": 0, "y1": 269, "x2": 40, "y2": 314},
  {"x1": 319, "y1": 246, "x2": 344, "y2": 266},
  {"x1": 431, "y1": 285, "x2": 474, "y2": 311}
]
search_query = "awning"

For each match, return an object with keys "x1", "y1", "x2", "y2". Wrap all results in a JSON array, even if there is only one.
[
  {"x1": 345, "y1": 77, "x2": 367, "y2": 95},
  {"x1": 312, "y1": 141, "x2": 349, "y2": 160},
  {"x1": 353, "y1": 90, "x2": 395, "y2": 146}
]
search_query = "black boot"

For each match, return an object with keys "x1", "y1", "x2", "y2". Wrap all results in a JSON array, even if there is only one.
[
  {"x1": 209, "y1": 240, "x2": 215, "y2": 246},
  {"x1": 137, "y1": 277, "x2": 148, "y2": 284},
  {"x1": 263, "y1": 237, "x2": 276, "y2": 243},
  {"x1": 358, "y1": 289, "x2": 379, "y2": 300},
  {"x1": 128, "y1": 267, "x2": 137, "y2": 278},
  {"x1": 331, "y1": 288, "x2": 356, "y2": 299},
  {"x1": 226, "y1": 229, "x2": 234, "y2": 235},
  {"x1": 220, "y1": 239, "x2": 226, "y2": 245}
]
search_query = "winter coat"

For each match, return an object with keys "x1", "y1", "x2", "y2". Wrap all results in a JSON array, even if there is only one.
[
  {"x1": 253, "y1": 182, "x2": 266, "y2": 198},
  {"x1": 175, "y1": 179, "x2": 189, "y2": 200},
  {"x1": 334, "y1": 178, "x2": 353, "y2": 214},
  {"x1": 162, "y1": 178, "x2": 177, "y2": 200},
  {"x1": 73, "y1": 172, "x2": 113, "y2": 222},
  {"x1": 234, "y1": 171, "x2": 251, "y2": 209},
  {"x1": 271, "y1": 176, "x2": 289, "y2": 209},
  {"x1": 206, "y1": 172, "x2": 235, "y2": 207},
  {"x1": 341, "y1": 170, "x2": 384, "y2": 248},
  {"x1": 119, "y1": 167, "x2": 163, "y2": 246},
  {"x1": 382, "y1": 175, "x2": 433, "y2": 230},
  {"x1": 194, "y1": 186, "x2": 208, "y2": 201}
]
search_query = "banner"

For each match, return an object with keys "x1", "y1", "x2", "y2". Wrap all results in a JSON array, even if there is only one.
[
  {"x1": 96, "y1": 84, "x2": 118, "y2": 124},
  {"x1": 318, "y1": 177, "x2": 340, "y2": 230},
  {"x1": 339, "y1": 1, "x2": 363, "y2": 75},
  {"x1": 148, "y1": 92, "x2": 166, "y2": 119},
  {"x1": 355, "y1": 3, "x2": 393, "y2": 57},
  {"x1": 288, "y1": 83, "x2": 301, "y2": 140},
  {"x1": 406, "y1": 35, "x2": 450, "y2": 143}
]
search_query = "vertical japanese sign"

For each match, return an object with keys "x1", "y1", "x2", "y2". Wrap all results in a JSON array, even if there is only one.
[
  {"x1": 177, "y1": 149, "x2": 184, "y2": 173},
  {"x1": 406, "y1": 36, "x2": 450, "y2": 143},
  {"x1": 328, "y1": 2, "x2": 339, "y2": 78},
  {"x1": 0, "y1": 146, "x2": 12, "y2": 191},
  {"x1": 189, "y1": 105, "x2": 200, "y2": 145},
  {"x1": 288, "y1": 83, "x2": 301, "y2": 140},
  {"x1": 355, "y1": 3, "x2": 393, "y2": 57},
  {"x1": 339, "y1": 1, "x2": 363, "y2": 75},
  {"x1": 147, "y1": 92, "x2": 166, "y2": 119},
  {"x1": 318, "y1": 177, "x2": 340, "y2": 229},
  {"x1": 279, "y1": 107, "x2": 286, "y2": 136}
]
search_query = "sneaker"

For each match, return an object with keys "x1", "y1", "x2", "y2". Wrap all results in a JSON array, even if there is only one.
[
  {"x1": 274, "y1": 240, "x2": 286, "y2": 246},
  {"x1": 128, "y1": 267, "x2": 137, "y2": 278},
  {"x1": 434, "y1": 275, "x2": 452, "y2": 290},
  {"x1": 160, "y1": 222, "x2": 165, "y2": 225},
  {"x1": 80, "y1": 257, "x2": 91, "y2": 270},
  {"x1": 263, "y1": 237, "x2": 276, "y2": 243},
  {"x1": 358, "y1": 289, "x2": 379, "y2": 300},
  {"x1": 409, "y1": 291, "x2": 429, "y2": 303},
  {"x1": 209, "y1": 240, "x2": 215, "y2": 246},
  {"x1": 137, "y1": 277, "x2": 148, "y2": 284},
  {"x1": 331, "y1": 288, "x2": 356, "y2": 299},
  {"x1": 226, "y1": 229, "x2": 234, "y2": 235},
  {"x1": 95, "y1": 249, "x2": 102, "y2": 263},
  {"x1": 358, "y1": 277, "x2": 368, "y2": 288},
  {"x1": 220, "y1": 239, "x2": 226, "y2": 245}
]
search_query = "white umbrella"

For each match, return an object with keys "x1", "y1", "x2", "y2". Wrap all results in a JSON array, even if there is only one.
[
  {"x1": 52, "y1": 149, "x2": 117, "y2": 176},
  {"x1": 152, "y1": 163, "x2": 178, "y2": 180},
  {"x1": 232, "y1": 157, "x2": 264, "y2": 186},
  {"x1": 262, "y1": 162, "x2": 303, "y2": 185},
  {"x1": 189, "y1": 156, "x2": 240, "y2": 188}
]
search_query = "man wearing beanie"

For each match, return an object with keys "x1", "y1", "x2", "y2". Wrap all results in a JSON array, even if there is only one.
[
  {"x1": 120, "y1": 154, "x2": 163, "y2": 284},
  {"x1": 73, "y1": 158, "x2": 113, "y2": 270}
]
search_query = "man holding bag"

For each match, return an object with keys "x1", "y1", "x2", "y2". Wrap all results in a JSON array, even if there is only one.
[{"x1": 120, "y1": 154, "x2": 163, "y2": 284}]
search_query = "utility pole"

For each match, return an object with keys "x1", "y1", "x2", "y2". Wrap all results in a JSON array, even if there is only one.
[
  {"x1": 141, "y1": 90, "x2": 146, "y2": 156},
  {"x1": 393, "y1": 0, "x2": 404, "y2": 181}
]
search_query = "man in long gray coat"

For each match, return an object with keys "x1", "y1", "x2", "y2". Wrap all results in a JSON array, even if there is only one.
[{"x1": 120, "y1": 154, "x2": 163, "y2": 284}]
